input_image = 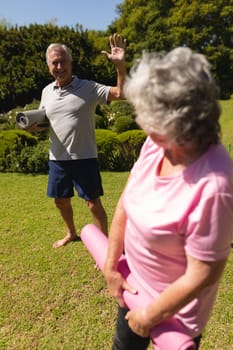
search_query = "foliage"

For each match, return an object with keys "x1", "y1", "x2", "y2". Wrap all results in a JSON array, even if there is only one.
[
  {"x1": 0, "y1": 129, "x2": 38, "y2": 171},
  {"x1": 116, "y1": 129, "x2": 146, "y2": 169},
  {"x1": 95, "y1": 114, "x2": 108, "y2": 129},
  {"x1": 114, "y1": 0, "x2": 173, "y2": 56},
  {"x1": 0, "y1": 24, "x2": 95, "y2": 112},
  {"x1": 106, "y1": 100, "x2": 136, "y2": 130},
  {"x1": 166, "y1": 0, "x2": 233, "y2": 98},
  {"x1": 95, "y1": 129, "x2": 121, "y2": 171},
  {"x1": 95, "y1": 129, "x2": 146, "y2": 171},
  {"x1": 0, "y1": 2, "x2": 233, "y2": 112},
  {"x1": 5, "y1": 141, "x2": 49, "y2": 174},
  {"x1": 117, "y1": 129, "x2": 146, "y2": 152},
  {"x1": 114, "y1": 0, "x2": 233, "y2": 98},
  {"x1": 109, "y1": 100, "x2": 135, "y2": 118},
  {"x1": 0, "y1": 128, "x2": 145, "y2": 173},
  {"x1": 0, "y1": 113, "x2": 9, "y2": 126},
  {"x1": 112, "y1": 115, "x2": 139, "y2": 134}
]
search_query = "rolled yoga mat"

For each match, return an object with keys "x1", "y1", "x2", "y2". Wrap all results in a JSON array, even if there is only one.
[
  {"x1": 81, "y1": 224, "x2": 196, "y2": 350},
  {"x1": 16, "y1": 109, "x2": 49, "y2": 129}
]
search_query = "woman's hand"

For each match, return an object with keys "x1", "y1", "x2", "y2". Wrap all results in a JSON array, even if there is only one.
[
  {"x1": 125, "y1": 308, "x2": 152, "y2": 337},
  {"x1": 104, "y1": 269, "x2": 137, "y2": 308}
]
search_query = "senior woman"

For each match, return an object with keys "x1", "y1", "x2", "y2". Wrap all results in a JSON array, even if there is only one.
[{"x1": 104, "y1": 47, "x2": 233, "y2": 350}]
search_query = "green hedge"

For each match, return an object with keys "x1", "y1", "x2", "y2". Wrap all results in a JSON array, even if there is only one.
[
  {"x1": 0, "y1": 129, "x2": 146, "y2": 173},
  {"x1": 117, "y1": 130, "x2": 146, "y2": 170},
  {"x1": 96, "y1": 129, "x2": 146, "y2": 171},
  {"x1": 5, "y1": 142, "x2": 49, "y2": 174},
  {"x1": 108, "y1": 100, "x2": 135, "y2": 119},
  {"x1": 0, "y1": 130, "x2": 38, "y2": 171},
  {"x1": 95, "y1": 129, "x2": 121, "y2": 171},
  {"x1": 112, "y1": 116, "x2": 139, "y2": 134}
]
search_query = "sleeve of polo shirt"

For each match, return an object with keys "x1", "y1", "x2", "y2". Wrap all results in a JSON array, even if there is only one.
[{"x1": 94, "y1": 82, "x2": 111, "y2": 104}]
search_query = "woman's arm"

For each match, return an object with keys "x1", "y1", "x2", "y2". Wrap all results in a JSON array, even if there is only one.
[
  {"x1": 104, "y1": 175, "x2": 137, "y2": 306},
  {"x1": 125, "y1": 255, "x2": 227, "y2": 337}
]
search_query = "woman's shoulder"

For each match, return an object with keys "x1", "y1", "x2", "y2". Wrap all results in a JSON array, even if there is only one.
[
  {"x1": 207, "y1": 144, "x2": 233, "y2": 176},
  {"x1": 189, "y1": 144, "x2": 233, "y2": 194}
]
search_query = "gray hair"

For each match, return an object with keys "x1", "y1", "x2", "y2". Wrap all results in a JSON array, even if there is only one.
[
  {"x1": 46, "y1": 43, "x2": 73, "y2": 65},
  {"x1": 124, "y1": 47, "x2": 221, "y2": 149}
]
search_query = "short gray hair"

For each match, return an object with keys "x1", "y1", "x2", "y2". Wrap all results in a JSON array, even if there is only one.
[
  {"x1": 124, "y1": 47, "x2": 221, "y2": 149},
  {"x1": 46, "y1": 43, "x2": 73, "y2": 65}
]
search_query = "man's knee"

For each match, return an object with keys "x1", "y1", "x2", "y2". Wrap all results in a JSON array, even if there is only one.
[
  {"x1": 86, "y1": 198, "x2": 102, "y2": 212},
  {"x1": 54, "y1": 198, "x2": 71, "y2": 210}
]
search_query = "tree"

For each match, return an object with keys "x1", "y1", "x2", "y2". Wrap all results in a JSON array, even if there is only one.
[
  {"x1": 112, "y1": 0, "x2": 174, "y2": 60},
  {"x1": 113, "y1": 0, "x2": 233, "y2": 98},
  {"x1": 0, "y1": 24, "x2": 95, "y2": 112},
  {"x1": 167, "y1": 0, "x2": 233, "y2": 98},
  {"x1": 0, "y1": 1, "x2": 233, "y2": 111}
]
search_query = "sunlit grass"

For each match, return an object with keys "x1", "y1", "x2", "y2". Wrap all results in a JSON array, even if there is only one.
[
  {"x1": 0, "y1": 172, "x2": 232, "y2": 349},
  {"x1": 220, "y1": 99, "x2": 233, "y2": 156},
  {"x1": 0, "y1": 173, "x2": 128, "y2": 350}
]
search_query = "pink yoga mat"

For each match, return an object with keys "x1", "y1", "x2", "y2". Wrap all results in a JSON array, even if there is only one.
[{"x1": 81, "y1": 224, "x2": 196, "y2": 350}]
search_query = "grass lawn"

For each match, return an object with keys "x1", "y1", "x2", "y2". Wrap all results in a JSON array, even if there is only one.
[
  {"x1": 0, "y1": 172, "x2": 128, "y2": 350},
  {"x1": 0, "y1": 99, "x2": 233, "y2": 350},
  {"x1": 220, "y1": 99, "x2": 233, "y2": 154},
  {"x1": 0, "y1": 171, "x2": 232, "y2": 350}
]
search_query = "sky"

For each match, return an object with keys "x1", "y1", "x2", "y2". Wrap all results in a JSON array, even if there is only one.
[{"x1": 0, "y1": 0, "x2": 122, "y2": 30}]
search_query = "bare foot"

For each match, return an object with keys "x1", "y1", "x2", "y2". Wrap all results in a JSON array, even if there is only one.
[{"x1": 53, "y1": 235, "x2": 79, "y2": 248}]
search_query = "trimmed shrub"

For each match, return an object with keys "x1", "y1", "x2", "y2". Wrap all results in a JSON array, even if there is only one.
[
  {"x1": 95, "y1": 129, "x2": 146, "y2": 171},
  {"x1": 95, "y1": 113, "x2": 108, "y2": 129},
  {"x1": 5, "y1": 141, "x2": 49, "y2": 174},
  {"x1": 0, "y1": 129, "x2": 38, "y2": 171},
  {"x1": 112, "y1": 116, "x2": 139, "y2": 134},
  {"x1": 109, "y1": 100, "x2": 135, "y2": 118},
  {"x1": 106, "y1": 100, "x2": 136, "y2": 129},
  {"x1": 95, "y1": 104, "x2": 110, "y2": 118},
  {"x1": 95, "y1": 129, "x2": 121, "y2": 171},
  {"x1": 0, "y1": 126, "x2": 146, "y2": 173},
  {"x1": 116, "y1": 130, "x2": 147, "y2": 170}
]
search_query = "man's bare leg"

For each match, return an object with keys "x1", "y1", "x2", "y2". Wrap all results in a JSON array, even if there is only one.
[
  {"x1": 53, "y1": 197, "x2": 78, "y2": 248},
  {"x1": 86, "y1": 197, "x2": 108, "y2": 235}
]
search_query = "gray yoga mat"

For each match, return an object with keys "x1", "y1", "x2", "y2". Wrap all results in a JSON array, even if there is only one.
[{"x1": 16, "y1": 109, "x2": 49, "y2": 129}]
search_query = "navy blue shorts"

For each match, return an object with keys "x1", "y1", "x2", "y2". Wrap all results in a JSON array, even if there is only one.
[{"x1": 47, "y1": 159, "x2": 104, "y2": 200}]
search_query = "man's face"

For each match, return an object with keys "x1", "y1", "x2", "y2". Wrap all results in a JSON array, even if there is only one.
[{"x1": 47, "y1": 48, "x2": 72, "y2": 87}]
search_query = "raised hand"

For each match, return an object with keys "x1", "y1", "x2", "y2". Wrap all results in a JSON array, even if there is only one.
[{"x1": 101, "y1": 33, "x2": 127, "y2": 65}]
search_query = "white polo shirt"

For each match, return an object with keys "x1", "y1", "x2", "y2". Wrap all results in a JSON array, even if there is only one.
[{"x1": 40, "y1": 76, "x2": 111, "y2": 160}]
